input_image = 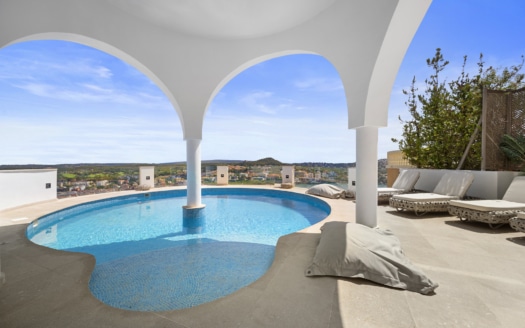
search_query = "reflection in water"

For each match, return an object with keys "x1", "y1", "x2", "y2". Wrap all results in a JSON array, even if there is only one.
[
  {"x1": 183, "y1": 216, "x2": 206, "y2": 234},
  {"x1": 280, "y1": 198, "x2": 295, "y2": 209},
  {"x1": 30, "y1": 225, "x2": 57, "y2": 245},
  {"x1": 182, "y1": 205, "x2": 206, "y2": 234}
]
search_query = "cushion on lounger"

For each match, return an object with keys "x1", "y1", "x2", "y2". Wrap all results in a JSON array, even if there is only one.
[
  {"x1": 377, "y1": 187, "x2": 402, "y2": 194},
  {"x1": 306, "y1": 184, "x2": 347, "y2": 199},
  {"x1": 449, "y1": 199, "x2": 525, "y2": 212},
  {"x1": 393, "y1": 193, "x2": 457, "y2": 202},
  {"x1": 518, "y1": 212, "x2": 525, "y2": 219},
  {"x1": 432, "y1": 172, "x2": 474, "y2": 197},
  {"x1": 502, "y1": 176, "x2": 525, "y2": 203},
  {"x1": 391, "y1": 170, "x2": 420, "y2": 192},
  {"x1": 305, "y1": 221, "x2": 438, "y2": 295}
]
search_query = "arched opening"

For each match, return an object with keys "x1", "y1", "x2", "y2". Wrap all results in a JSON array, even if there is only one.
[
  {"x1": 0, "y1": 39, "x2": 185, "y2": 165},
  {"x1": 203, "y1": 54, "x2": 355, "y2": 165}
]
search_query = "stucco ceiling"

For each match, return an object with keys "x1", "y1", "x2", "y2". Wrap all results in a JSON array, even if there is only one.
[{"x1": 108, "y1": 0, "x2": 337, "y2": 40}]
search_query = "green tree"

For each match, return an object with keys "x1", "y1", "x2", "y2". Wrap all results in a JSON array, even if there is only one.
[
  {"x1": 60, "y1": 172, "x2": 77, "y2": 182},
  {"x1": 393, "y1": 48, "x2": 525, "y2": 169}
]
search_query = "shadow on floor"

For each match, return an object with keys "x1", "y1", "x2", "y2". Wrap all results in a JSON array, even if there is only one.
[
  {"x1": 507, "y1": 236, "x2": 525, "y2": 246},
  {"x1": 444, "y1": 219, "x2": 516, "y2": 234},
  {"x1": 384, "y1": 209, "x2": 451, "y2": 220}
]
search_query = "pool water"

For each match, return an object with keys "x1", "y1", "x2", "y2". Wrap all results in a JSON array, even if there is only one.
[{"x1": 27, "y1": 188, "x2": 330, "y2": 311}]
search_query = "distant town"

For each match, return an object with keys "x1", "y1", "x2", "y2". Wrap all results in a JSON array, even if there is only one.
[{"x1": 0, "y1": 157, "x2": 387, "y2": 198}]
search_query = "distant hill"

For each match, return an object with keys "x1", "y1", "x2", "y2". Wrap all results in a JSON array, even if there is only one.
[
  {"x1": 0, "y1": 157, "x2": 387, "y2": 170},
  {"x1": 293, "y1": 162, "x2": 356, "y2": 168},
  {"x1": 242, "y1": 157, "x2": 283, "y2": 166}
]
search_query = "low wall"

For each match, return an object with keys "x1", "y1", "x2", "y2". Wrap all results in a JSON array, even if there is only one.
[
  {"x1": 409, "y1": 169, "x2": 518, "y2": 199},
  {"x1": 0, "y1": 169, "x2": 57, "y2": 211}
]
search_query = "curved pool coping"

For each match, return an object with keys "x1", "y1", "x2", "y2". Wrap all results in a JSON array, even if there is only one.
[
  {"x1": 0, "y1": 185, "x2": 355, "y2": 327},
  {"x1": 26, "y1": 187, "x2": 332, "y2": 240},
  {"x1": 24, "y1": 186, "x2": 333, "y2": 311}
]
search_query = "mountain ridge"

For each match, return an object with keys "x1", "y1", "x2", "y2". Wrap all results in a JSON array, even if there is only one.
[{"x1": 0, "y1": 157, "x2": 387, "y2": 170}]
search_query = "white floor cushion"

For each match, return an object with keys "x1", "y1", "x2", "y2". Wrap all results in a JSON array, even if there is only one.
[
  {"x1": 305, "y1": 221, "x2": 438, "y2": 295},
  {"x1": 306, "y1": 184, "x2": 347, "y2": 199}
]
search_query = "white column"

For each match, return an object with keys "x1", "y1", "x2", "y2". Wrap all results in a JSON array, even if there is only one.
[
  {"x1": 356, "y1": 126, "x2": 378, "y2": 227},
  {"x1": 186, "y1": 138, "x2": 202, "y2": 207}
]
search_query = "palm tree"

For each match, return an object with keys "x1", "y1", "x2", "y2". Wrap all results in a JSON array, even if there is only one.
[{"x1": 499, "y1": 134, "x2": 525, "y2": 171}]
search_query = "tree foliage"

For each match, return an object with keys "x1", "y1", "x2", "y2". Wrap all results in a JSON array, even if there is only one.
[{"x1": 393, "y1": 48, "x2": 525, "y2": 169}]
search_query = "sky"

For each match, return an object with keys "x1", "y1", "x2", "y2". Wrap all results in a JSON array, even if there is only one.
[{"x1": 1, "y1": 0, "x2": 525, "y2": 165}]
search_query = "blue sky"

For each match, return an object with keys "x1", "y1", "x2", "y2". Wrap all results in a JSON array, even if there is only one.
[{"x1": 1, "y1": 0, "x2": 525, "y2": 165}]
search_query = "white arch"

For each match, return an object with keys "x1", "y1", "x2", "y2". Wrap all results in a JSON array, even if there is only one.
[
  {"x1": 207, "y1": 50, "x2": 318, "y2": 113},
  {"x1": 3, "y1": 32, "x2": 186, "y2": 136},
  {"x1": 0, "y1": 0, "x2": 433, "y2": 226},
  {"x1": 205, "y1": 50, "x2": 349, "y2": 133}
]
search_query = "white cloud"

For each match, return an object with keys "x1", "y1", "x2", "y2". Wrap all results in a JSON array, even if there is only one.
[
  {"x1": 81, "y1": 83, "x2": 113, "y2": 93},
  {"x1": 293, "y1": 77, "x2": 343, "y2": 92},
  {"x1": 0, "y1": 114, "x2": 184, "y2": 164},
  {"x1": 12, "y1": 81, "x2": 169, "y2": 109},
  {"x1": 238, "y1": 91, "x2": 276, "y2": 114},
  {"x1": 239, "y1": 91, "x2": 272, "y2": 103},
  {"x1": 93, "y1": 66, "x2": 113, "y2": 79}
]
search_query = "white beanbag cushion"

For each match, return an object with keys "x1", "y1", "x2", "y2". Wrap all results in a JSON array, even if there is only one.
[
  {"x1": 305, "y1": 221, "x2": 438, "y2": 294},
  {"x1": 306, "y1": 184, "x2": 347, "y2": 199}
]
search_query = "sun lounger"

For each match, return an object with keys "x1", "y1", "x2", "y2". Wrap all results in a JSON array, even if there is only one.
[
  {"x1": 509, "y1": 212, "x2": 525, "y2": 233},
  {"x1": 378, "y1": 170, "x2": 420, "y2": 202},
  {"x1": 389, "y1": 171, "x2": 474, "y2": 216},
  {"x1": 449, "y1": 176, "x2": 525, "y2": 229}
]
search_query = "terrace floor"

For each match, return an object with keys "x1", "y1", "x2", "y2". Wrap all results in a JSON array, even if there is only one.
[{"x1": 1, "y1": 186, "x2": 525, "y2": 327}]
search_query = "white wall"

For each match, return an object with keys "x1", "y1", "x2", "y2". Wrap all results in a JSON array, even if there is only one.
[
  {"x1": 347, "y1": 167, "x2": 356, "y2": 193},
  {"x1": 410, "y1": 169, "x2": 518, "y2": 199},
  {"x1": 139, "y1": 166, "x2": 155, "y2": 188},
  {"x1": 281, "y1": 166, "x2": 295, "y2": 185},
  {"x1": 217, "y1": 166, "x2": 228, "y2": 185},
  {"x1": 468, "y1": 170, "x2": 517, "y2": 199},
  {"x1": 0, "y1": 169, "x2": 57, "y2": 211}
]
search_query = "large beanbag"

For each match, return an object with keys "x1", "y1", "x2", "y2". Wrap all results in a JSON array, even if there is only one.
[
  {"x1": 306, "y1": 184, "x2": 347, "y2": 199},
  {"x1": 305, "y1": 221, "x2": 438, "y2": 295}
]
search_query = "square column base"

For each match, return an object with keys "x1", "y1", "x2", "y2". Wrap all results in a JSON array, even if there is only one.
[{"x1": 182, "y1": 204, "x2": 206, "y2": 234}]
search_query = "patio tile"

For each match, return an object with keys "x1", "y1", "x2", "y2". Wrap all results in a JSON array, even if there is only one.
[{"x1": 1, "y1": 188, "x2": 525, "y2": 327}]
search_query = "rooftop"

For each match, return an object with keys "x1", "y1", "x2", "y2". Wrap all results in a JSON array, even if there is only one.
[{"x1": 1, "y1": 186, "x2": 525, "y2": 327}]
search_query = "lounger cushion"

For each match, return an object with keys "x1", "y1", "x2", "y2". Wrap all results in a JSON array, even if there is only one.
[
  {"x1": 378, "y1": 187, "x2": 403, "y2": 195},
  {"x1": 392, "y1": 193, "x2": 457, "y2": 202},
  {"x1": 449, "y1": 199, "x2": 525, "y2": 212},
  {"x1": 306, "y1": 184, "x2": 347, "y2": 199},
  {"x1": 503, "y1": 176, "x2": 525, "y2": 203},
  {"x1": 305, "y1": 221, "x2": 438, "y2": 295},
  {"x1": 518, "y1": 212, "x2": 525, "y2": 219},
  {"x1": 432, "y1": 172, "x2": 474, "y2": 197},
  {"x1": 391, "y1": 170, "x2": 420, "y2": 192}
]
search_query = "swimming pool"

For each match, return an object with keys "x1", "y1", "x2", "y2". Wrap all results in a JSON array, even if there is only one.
[{"x1": 26, "y1": 188, "x2": 330, "y2": 311}]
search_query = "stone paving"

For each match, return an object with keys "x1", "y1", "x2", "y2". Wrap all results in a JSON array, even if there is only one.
[{"x1": 1, "y1": 187, "x2": 525, "y2": 327}]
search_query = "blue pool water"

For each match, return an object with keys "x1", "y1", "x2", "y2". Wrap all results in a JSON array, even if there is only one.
[{"x1": 27, "y1": 188, "x2": 330, "y2": 311}]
